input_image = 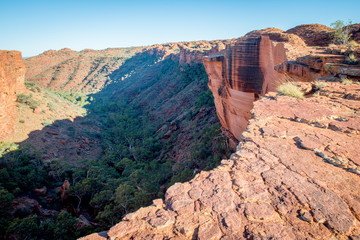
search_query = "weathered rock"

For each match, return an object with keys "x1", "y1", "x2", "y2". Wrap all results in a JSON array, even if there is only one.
[
  {"x1": 12, "y1": 197, "x2": 41, "y2": 216},
  {"x1": 286, "y1": 24, "x2": 334, "y2": 46},
  {"x1": 0, "y1": 50, "x2": 26, "y2": 140},
  {"x1": 205, "y1": 25, "x2": 359, "y2": 142},
  {"x1": 60, "y1": 180, "x2": 70, "y2": 201},
  {"x1": 33, "y1": 106, "x2": 42, "y2": 114},
  {"x1": 78, "y1": 231, "x2": 108, "y2": 240},
  {"x1": 349, "y1": 24, "x2": 360, "y2": 42},
  {"x1": 34, "y1": 186, "x2": 47, "y2": 196},
  {"x1": 204, "y1": 35, "x2": 288, "y2": 140},
  {"x1": 85, "y1": 81, "x2": 360, "y2": 239}
]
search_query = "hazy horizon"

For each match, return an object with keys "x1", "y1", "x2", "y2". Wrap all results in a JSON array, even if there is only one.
[{"x1": 1, "y1": 0, "x2": 360, "y2": 57}]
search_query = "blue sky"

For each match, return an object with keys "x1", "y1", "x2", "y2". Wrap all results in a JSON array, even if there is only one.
[{"x1": 1, "y1": 0, "x2": 359, "y2": 57}]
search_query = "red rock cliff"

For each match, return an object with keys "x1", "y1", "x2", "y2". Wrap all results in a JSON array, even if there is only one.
[
  {"x1": 204, "y1": 35, "x2": 287, "y2": 140},
  {"x1": 0, "y1": 50, "x2": 26, "y2": 140}
]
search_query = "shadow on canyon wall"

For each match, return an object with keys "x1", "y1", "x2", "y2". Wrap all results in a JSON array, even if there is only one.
[{"x1": 0, "y1": 50, "x2": 233, "y2": 239}]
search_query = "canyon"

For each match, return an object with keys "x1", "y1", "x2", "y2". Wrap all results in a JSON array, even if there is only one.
[
  {"x1": 0, "y1": 23, "x2": 360, "y2": 239},
  {"x1": 94, "y1": 80, "x2": 360, "y2": 239},
  {"x1": 81, "y1": 24, "x2": 360, "y2": 239}
]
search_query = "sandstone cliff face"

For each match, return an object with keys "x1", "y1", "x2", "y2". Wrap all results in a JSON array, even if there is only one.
[
  {"x1": 0, "y1": 50, "x2": 26, "y2": 140},
  {"x1": 83, "y1": 81, "x2": 360, "y2": 240},
  {"x1": 204, "y1": 35, "x2": 287, "y2": 140}
]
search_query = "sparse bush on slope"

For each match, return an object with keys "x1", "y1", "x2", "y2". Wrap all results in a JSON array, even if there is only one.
[{"x1": 16, "y1": 93, "x2": 40, "y2": 110}]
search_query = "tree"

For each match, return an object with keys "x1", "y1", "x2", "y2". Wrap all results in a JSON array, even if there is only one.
[{"x1": 331, "y1": 20, "x2": 353, "y2": 45}]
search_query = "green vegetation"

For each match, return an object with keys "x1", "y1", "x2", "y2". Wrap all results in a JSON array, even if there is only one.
[
  {"x1": 345, "y1": 53, "x2": 359, "y2": 65},
  {"x1": 277, "y1": 82, "x2": 304, "y2": 98},
  {"x1": 331, "y1": 20, "x2": 352, "y2": 45},
  {"x1": 54, "y1": 91, "x2": 90, "y2": 107},
  {"x1": 42, "y1": 120, "x2": 53, "y2": 126},
  {"x1": 25, "y1": 81, "x2": 41, "y2": 93},
  {"x1": 47, "y1": 102, "x2": 56, "y2": 111},
  {"x1": 16, "y1": 93, "x2": 40, "y2": 110},
  {"x1": 0, "y1": 146, "x2": 92, "y2": 239},
  {"x1": 195, "y1": 90, "x2": 214, "y2": 109},
  {"x1": 0, "y1": 142, "x2": 18, "y2": 157}
]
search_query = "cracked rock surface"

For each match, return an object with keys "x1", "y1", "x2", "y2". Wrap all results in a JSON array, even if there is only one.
[{"x1": 82, "y1": 82, "x2": 360, "y2": 240}]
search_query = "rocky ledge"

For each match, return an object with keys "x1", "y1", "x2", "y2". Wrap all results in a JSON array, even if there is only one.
[{"x1": 82, "y1": 80, "x2": 360, "y2": 239}]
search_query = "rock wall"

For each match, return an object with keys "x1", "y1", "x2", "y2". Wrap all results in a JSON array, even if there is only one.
[
  {"x1": 204, "y1": 35, "x2": 287, "y2": 140},
  {"x1": 0, "y1": 50, "x2": 26, "y2": 140}
]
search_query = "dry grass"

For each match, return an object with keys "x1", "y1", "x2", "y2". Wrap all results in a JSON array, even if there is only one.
[
  {"x1": 348, "y1": 40, "x2": 359, "y2": 50},
  {"x1": 277, "y1": 82, "x2": 304, "y2": 98},
  {"x1": 345, "y1": 54, "x2": 358, "y2": 65},
  {"x1": 314, "y1": 80, "x2": 327, "y2": 90},
  {"x1": 341, "y1": 78, "x2": 353, "y2": 85}
]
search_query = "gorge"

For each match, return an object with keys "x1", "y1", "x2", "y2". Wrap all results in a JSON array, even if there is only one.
[{"x1": 0, "y1": 23, "x2": 360, "y2": 240}]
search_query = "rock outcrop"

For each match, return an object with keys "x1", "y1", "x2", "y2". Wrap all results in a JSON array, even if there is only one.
[
  {"x1": 0, "y1": 50, "x2": 26, "y2": 140},
  {"x1": 204, "y1": 24, "x2": 360, "y2": 141},
  {"x1": 203, "y1": 35, "x2": 288, "y2": 140},
  {"x1": 84, "y1": 80, "x2": 360, "y2": 239},
  {"x1": 286, "y1": 24, "x2": 334, "y2": 46}
]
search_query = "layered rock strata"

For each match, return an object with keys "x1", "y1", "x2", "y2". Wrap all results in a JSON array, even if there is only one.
[
  {"x1": 0, "y1": 50, "x2": 26, "y2": 140},
  {"x1": 204, "y1": 35, "x2": 287, "y2": 140},
  {"x1": 83, "y1": 81, "x2": 360, "y2": 239}
]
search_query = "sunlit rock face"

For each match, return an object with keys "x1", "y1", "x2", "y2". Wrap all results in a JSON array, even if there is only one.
[
  {"x1": 0, "y1": 50, "x2": 26, "y2": 140},
  {"x1": 204, "y1": 35, "x2": 287, "y2": 140}
]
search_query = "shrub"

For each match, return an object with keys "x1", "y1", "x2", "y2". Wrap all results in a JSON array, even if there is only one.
[
  {"x1": 341, "y1": 78, "x2": 353, "y2": 85},
  {"x1": 24, "y1": 81, "x2": 41, "y2": 92},
  {"x1": 54, "y1": 91, "x2": 89, "y2": 107},
  {"x1": 314, "y1": 80, "x2": 327, "y2": 90},
  {"x1": 345, "y1": 53, "x2": 359, "y2": 65},
  {"x1": 348, "y1": 40, "x2": 358, "y2": 50},
  {"x1": 331, "y1": 20, "x2": 352, "y2": 45},
  {"x1": 16, "y1": 94, "x2": 40, "y2": 110},
  {"x1": 47, "y1": 102, "x2": 56, "y2": 111},
  {"x1": 42, "y1": 120, "x2": 53, "y2": 126},
  {"x1": 0, "y1": 142, "x2": 19, "y2": 157},
  {"x1": 277, "y1": 82, "x2": 304, "y2": 98}
]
